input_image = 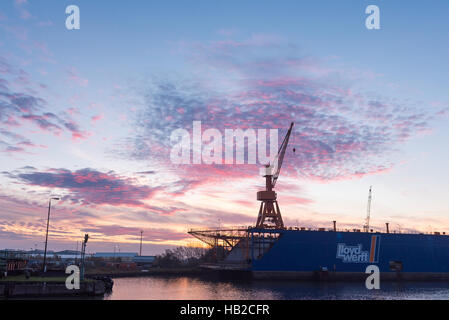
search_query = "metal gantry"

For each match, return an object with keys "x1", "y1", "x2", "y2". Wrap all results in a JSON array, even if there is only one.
[{"x1": 188, "y1": 227, "x2": 250, "y2": 250}]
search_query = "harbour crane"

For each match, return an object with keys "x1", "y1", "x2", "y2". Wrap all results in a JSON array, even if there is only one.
[
  {"x1": 255, "y1": 122, "x2": 294, "y2": 229},
  {"x1": 363, "y1": 186, "x2": 373, "y2": 232}
]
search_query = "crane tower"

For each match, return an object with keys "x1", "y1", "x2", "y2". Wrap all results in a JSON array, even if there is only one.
[{"x1": 255, "y1": 122, "x2": 294, "y2": 229}]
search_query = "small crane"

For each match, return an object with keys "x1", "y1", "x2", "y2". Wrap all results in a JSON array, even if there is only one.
[
  {"x1": 255, "y1": 122, "x2": 294, "y2": 229},
  {"x1": 363, "y1": 186, "x2": 373, "y2": 232}
]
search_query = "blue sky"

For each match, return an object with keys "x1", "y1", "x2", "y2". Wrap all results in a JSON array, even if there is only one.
[{"x1": 0, "y1": 0, "x2": 448, "y2": 254}]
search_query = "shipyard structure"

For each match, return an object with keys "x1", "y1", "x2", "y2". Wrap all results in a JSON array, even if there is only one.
[{"x1": 189, "y1": 123, "x2": 449, "y2": 281}]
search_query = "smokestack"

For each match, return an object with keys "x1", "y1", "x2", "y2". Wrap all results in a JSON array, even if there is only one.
[
  {"x1": 333, "y1": 221, "x2": 337, "y2": 232},
  {"x1": 386, "y1": 223, "x2": 389, "y2": 234}
]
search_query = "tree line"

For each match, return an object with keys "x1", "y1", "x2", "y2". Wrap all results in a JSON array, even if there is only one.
[{"x1": 153, "y1": 246, "x2": 216, "y2": 268}]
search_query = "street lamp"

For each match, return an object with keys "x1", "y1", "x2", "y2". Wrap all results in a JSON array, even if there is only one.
[
  {"x1": 140, "y1": 230, "x2": 143, "y2": 256},
  {"x1": 42, "y1": 197, "x2": 60, "y2": 273}
]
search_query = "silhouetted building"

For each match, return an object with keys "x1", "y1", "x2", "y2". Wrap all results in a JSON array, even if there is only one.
[{"x1": 93, "y1": 252, "x2": 138, "y2": 261}]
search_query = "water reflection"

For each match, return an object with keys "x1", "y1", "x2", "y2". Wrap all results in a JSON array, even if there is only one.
[{"x1": 104, "y1": 277, "x2": 449, "y2": 300}]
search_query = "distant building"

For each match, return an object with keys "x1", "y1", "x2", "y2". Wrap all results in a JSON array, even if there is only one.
[
  {"x1": 55, "y1": 250, "x2": 79, "y2": 255},
  {"x1": 93, "y1": 252, "x2": 138, "y2": 261},
  {"x1": 132, "y1": 256, "x2": 156, "y2": 267}
]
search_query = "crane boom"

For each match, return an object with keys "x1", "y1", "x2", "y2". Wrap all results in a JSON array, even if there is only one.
[{"x1": 272, "y1": 122, "x2": 294, "y2": 188}]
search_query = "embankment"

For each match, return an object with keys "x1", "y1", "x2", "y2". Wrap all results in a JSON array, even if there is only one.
[{"x1": 0, "y1": 280, "x2": 106, "y2": 299}]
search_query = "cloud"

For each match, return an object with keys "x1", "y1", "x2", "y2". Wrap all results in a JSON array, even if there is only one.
[
  {"x1": 0, "y1": 127, "x2": 46, "y2": 154},
  {"x1": 135, "y1": 170, "x2": 156, "y2": 175},
  {"x1": 67, "y1": 67, "x2": 88, "y2": 87},
  {"x1": 91, "y1": 114, "x2": 103, "y2": 124},
  {"x1": 0, "y1": 57, "x2": 89, "y2": 151},
  {"x1": 80, "y1": 225, "x2": 190, "y2": 242},
  {"x1": 121, "y1": 35, "x2": 439, "y2": 183},
  {"x1": 10, "y1": 168, "x2": 159, "y2": 208},
  {"x1": 13, "y1": 0, "x2": 31, "y2": 20}
]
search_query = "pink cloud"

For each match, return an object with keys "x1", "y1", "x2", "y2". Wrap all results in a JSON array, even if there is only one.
[
  {"x1": 81, "y1": 225, "x2": 190, "y2": 242},
  {"x1": 67, "y1": 67, "x2": 88, "y2": 87},
  {"x1": 13, "y1": 168, "x2": 160, "y2": 209},
  {"x1": 91, "y1": 114, "x2": 104, "y2": 123}
]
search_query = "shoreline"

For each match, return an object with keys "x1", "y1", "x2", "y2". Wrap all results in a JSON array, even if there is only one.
[{"x1": 86, "y1": 267, "x2": 202, "y2": 279}]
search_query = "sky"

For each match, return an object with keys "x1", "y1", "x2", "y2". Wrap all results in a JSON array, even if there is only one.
[{"x1": 0, "y1": 0, "x2": 448, "y2": 255}]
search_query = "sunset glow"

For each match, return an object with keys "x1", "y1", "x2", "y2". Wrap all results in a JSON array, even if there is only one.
[{"x1": 1, "y1": 1, "x2": 448, "y2": 255}]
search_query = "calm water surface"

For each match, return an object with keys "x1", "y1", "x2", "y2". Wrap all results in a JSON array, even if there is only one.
[{"x1": 104, "y1": 277, "x2": 449, "y2": 300}]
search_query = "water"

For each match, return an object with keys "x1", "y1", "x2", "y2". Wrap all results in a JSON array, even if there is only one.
[{"x1": 104, "y1": 277, "x2": 449, "y2": 300}]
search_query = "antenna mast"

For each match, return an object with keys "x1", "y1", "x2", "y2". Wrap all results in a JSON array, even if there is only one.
[{"x1": 364, "y1": 186, "x2": 373, "y2": 232}]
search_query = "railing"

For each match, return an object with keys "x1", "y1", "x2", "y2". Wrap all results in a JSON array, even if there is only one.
[
  {"x1": 283, "y1": 227, "x2": 449, "y2": 235},
  {"x1": 188, "y1": 226, "x2": 253, "y2": 233},
  {"x1": 188, "y1": 226, "x2": 448, "y2": 236}
]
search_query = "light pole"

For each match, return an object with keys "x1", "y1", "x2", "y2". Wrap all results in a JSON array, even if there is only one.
[
  {"x1": 42, "y1": 197, "x2": 60, "y2": 273},
  {"x1": 140, "y1": 230, "x2": 143, "y2": 256},
  {"x1": 80, "y1": 234, "x2": 89, "y2": 281}
]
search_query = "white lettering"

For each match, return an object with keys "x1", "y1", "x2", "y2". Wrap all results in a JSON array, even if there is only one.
[
  {"x1": 365, "y1": 5, "x2": 380, "y2": 30},
  {"x1": 365, "y1": 265, "x2": 380, "y2": 289},
  {"x1": 65, "y1": 5, "x2": 80, "y2": 30},
  {"x1": 65, "y1": 265, "x2": 80, "y2": 290}
]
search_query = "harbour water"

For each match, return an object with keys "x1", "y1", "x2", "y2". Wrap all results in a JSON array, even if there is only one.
[{"x1": 104, "y1": 277, "x2": 449, "y2": 300}]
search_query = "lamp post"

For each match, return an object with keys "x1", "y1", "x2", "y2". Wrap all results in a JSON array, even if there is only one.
[
  {"x1": 42, "y1": 197, "x2": 60, "y2": 273},
  {"x1": 140, "y1": 230, "x2": 143, "y2": 256},
  {"x1": 80, "y1": 234, "x2": 89, "y2": 281}
]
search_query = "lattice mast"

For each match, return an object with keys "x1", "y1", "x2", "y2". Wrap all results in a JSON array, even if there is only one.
[
  {"x1": 255, "y1": 122, "x2": 294, "y2": 229},
  {"x1": 363, "y1": 186, "x2": 373, "y2": 232}
]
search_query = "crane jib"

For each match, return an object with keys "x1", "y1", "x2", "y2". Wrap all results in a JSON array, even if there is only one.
[{"x1": 272, "y1": 122, "x2": 294, "y2": 188}]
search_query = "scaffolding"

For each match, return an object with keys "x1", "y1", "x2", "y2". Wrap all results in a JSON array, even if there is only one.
[
  {"x1": 188, "y1": 227, "x2": 249, "y2": 249},
  {"x1": 188, "y1": 227, "x2": 282, "y2": 264}
]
